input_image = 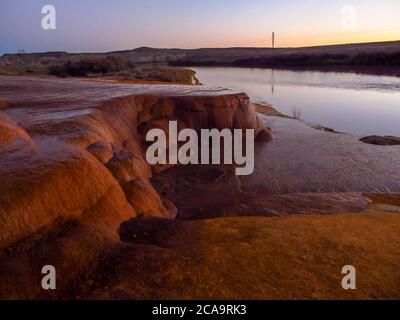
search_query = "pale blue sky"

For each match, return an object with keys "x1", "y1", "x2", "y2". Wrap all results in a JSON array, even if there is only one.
[{"x1": 1, "y1": 0, "x2": 400, "y2": 54}]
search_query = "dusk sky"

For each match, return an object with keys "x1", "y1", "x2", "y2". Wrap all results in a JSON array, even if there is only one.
[{"x1": 1, "y1": 0, "x2": 400, "y2": 54}]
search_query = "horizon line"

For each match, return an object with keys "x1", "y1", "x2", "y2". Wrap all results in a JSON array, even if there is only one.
[{"x1": 2, "y1": 39, "x2": 400, "y2": 56}]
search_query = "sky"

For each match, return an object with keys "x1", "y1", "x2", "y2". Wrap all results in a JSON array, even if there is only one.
[{"x1": 1, "y1": 0, "x2": 400, "y2": 54}]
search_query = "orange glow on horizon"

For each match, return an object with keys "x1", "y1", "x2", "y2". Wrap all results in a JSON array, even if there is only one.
[{"x1": 196, "y1": 25, "x2": 400, "y2": 49}]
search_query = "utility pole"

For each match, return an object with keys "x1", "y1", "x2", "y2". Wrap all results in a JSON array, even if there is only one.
[{"x1": 272, "y1": 32, "x2": 275, "y2": 49}]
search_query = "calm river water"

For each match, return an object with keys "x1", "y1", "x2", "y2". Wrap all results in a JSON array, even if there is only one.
[{"x1": 193, "y1": 67, "x2": 400, "y2": 136}]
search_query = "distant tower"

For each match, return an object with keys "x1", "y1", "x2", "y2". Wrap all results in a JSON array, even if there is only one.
[{"x1": 272, "y1": 32, "x2": 275, "y2": 49}]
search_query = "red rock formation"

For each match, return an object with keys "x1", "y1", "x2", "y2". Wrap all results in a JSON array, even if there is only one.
[
  {"x1": 0, "y1": 76, "x2": 270, "y2": 299},
  {"x1": 0, "y1": 111, "x2": 31, "y2": 148}
]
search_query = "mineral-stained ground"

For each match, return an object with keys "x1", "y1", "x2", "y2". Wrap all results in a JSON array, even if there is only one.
[{"x1": 0, "y1": 76, "x2": 399, "y2": 300}]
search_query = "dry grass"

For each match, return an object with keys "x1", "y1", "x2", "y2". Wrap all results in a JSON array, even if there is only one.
[{"x1": 292, "y1": 107, "x2": 302, "y2": 120}]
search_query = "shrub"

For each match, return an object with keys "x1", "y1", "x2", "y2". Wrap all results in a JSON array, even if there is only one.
[{"x1": 48, "y1": 56, "x2": 133, "y2": 77}]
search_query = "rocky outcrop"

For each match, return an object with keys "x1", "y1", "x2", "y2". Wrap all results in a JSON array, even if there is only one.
[
  {"x1": 360, "y1": 135, "x2": 400, "y2": 146},
  {"x1": 0, "y1": 76, "x2": 270, "y2": 299}
]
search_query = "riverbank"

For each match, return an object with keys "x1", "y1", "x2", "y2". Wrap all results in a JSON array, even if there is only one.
[
  {"x1": 2, "y1": 40, "x2": 400, "y2": 79},
  {"x1": 175, "y1": 61, "x2": 400, "y2": 78},
  {"x1": 169, "y1": 40, "x2": 400, "y2": 78},
  {"x1": 0, "y1": 56, "x2": 200, "y2": 85}
]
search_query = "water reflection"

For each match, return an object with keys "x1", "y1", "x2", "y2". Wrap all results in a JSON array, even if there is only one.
[
  {"x1": 193, "y1": 67, "x2": 400, "y2": 136},
  {"x1": 271, "y1": 69, "x2": 275, "y2": 96}
]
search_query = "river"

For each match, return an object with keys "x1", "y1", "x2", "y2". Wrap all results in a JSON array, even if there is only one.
[{"x1": 192, "y1": 67, "x2": 400, "y2": 136}]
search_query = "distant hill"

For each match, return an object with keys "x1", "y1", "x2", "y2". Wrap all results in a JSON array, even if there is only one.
[{"x1": 1, "y1": 40, "x2": 400, "y2": 77}]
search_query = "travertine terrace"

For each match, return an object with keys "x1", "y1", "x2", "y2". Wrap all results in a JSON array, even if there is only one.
[{"x1": 0, "y1": 76, "x2": 269, "y2": 299}]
